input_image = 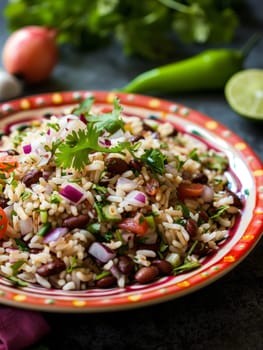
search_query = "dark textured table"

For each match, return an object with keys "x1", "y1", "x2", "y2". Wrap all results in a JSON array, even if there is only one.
[{"x1": 0, "y1": 1, "x2": 263, "y2": 350}]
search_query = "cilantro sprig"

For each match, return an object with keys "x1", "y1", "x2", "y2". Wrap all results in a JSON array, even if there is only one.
[
  {"x1": 55, "y1": 97, "x2": 168, "y2": 174},
  {"x1": 140, "y1": 148, "x2": 167, "y2": 175},
  {"x1": 55, "y1": 124, "x2": 127, "y2": 170},
  {"x1": 55, "y1": 98, "x2": 126, "y2": 170},
  {"x1": 4, "y1": 1, "x2": 240, "y2": 60}
]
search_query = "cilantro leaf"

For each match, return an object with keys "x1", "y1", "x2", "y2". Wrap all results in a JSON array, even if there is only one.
[
  {"x1": 73, "y1": 96, "x2": 95, "y2": 116},
  {"x1": 140, "y1": 148, "x2": 167, "y2": 175},
  {"x1": 55, "y1": 98, "x2": 127, "y2": 170},
  {"x1": 87, "y1": 98, "x2": 124, "y2": 133},
  {"x1": 55, "y1": 125, "x2": 127, "y2": 170},
  {"x1": 4, "y1": 0, "x2": 240, "y2": 61}
]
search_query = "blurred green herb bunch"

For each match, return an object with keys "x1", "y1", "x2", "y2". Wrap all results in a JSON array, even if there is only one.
[{"x1": 4, "y1": 0, "x2": 243, "y2": 60}]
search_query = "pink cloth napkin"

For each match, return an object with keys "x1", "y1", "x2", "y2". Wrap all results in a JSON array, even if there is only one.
[{"x1": 0, "y1": 306, "x2": 50, "y2": 350}]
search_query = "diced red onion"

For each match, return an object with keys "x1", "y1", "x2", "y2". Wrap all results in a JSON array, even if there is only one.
[
  {"x1": 4, "y1": 205, "x2": 14, "y2": 220},
  {"x1": 88, "y1": 242, "x2": 116, "y2": 263},
  {"x1": 110, "y1": 265, "x2": 122, "y2": 279},
  {"x1": 19, "y1": 217, "x2": 33, "y2": 235},
  {"x1": 79, "y1": 114, "x2": 88, "y2": 125},
  {"x1": 122, "y1": 232, "x2": 135, "y2": 243},
  {"x1": 99, "y1": 137, "x2": 112, "y2": 147},
  {"x1": 124, "y1": 190, "x2": 147, "y2": 207},
  {"x1": 5, "y1": 247, "x2": 19, "y2": 253},
  {"x1": 23, "y1": 144, "x2": 32, "y2": 154},
  {"x1": 201, "y1": 185, "x2": 214, "y2": 202},
  {"x1": 47, "y1": 128, "x2": 51, "y2": 135},
  {"x1": 59, "y1": 183, "x2": 85, "y2": 204},
  {"x1": 104, "y1": 139, "x2": 111, "y2": 146},
  {"x1": 117, "y1": 177, "x2": 137, "y2": 191},
  {"x1": 43, "y1": 227, "x2": 69, "y2": 243}
]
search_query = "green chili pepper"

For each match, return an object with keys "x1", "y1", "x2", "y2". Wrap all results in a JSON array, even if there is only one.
[{"x1": 121, "y1": 34, "x2": 260, "y2": 94}]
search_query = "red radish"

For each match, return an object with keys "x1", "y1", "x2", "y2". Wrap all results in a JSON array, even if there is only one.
[{"x1": 2, "y1": 26, "x2": 58, "y2": 84}]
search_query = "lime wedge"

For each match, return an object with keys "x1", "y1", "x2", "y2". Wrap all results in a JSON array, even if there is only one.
[{"x1": 225, "y1": 69, "x2": 263, "y2": 121}]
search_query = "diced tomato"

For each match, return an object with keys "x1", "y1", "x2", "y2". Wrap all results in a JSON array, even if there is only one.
[
  {"x1": 118, "y1": 213, "x2": 149, "y2": 235},
  {"x1": 0, "y1": 207, "x2": 8, "y2": 239},
  {"x1": 0, "y1": 155, "x2": 18, "y2": 173},
  {"x1": 177, "y1": 182, "x2": 204, "y2": 200}
]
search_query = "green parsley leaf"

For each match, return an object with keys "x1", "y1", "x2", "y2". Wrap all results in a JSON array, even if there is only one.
[
  {"x1": 87, "y1": 98, "x2": 124, "y2": 133},
  {"x1": 140, "y1": 148, "x2": 167, "y2": 175},
  {"x1": 50, "y1": 193, "x2": 61, "y2": 204},
  {"x1": 104, "y1": 231, "x2": 113, "y2": 241},
  {"x1": 210, "y1": 205, "x2": 229, "y2": 219},
  {"x1": 66, "y1": 256, "x2": 78, "y2": 273},
  {"x1": 189, "y1": 148, "x2": 199, "y2": 161},
  {"x1": 4, "y1": 0, "x2": 240, "y2": 61},
  {"x1": 92, "y1": 184, "x2": 107, "y2": 194},
  {"x1": 47, "y1": 122, "x2": 60, "y2": 132},
  {"x1": 11, "y1": 260, "x2": 26, "y2": 275},
  {"x1": 14, "y1": 238, "x2": 30, "y2": 252},
  {"x1": 73, "y1": 96, "x2": 95, "y2": 116},
  {"x1": 55, "y1": 124, "x2": 127, "y2": 170}
]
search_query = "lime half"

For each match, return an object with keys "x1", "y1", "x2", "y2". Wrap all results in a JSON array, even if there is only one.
[{"x1": 225, "y1": 69, "x2": 263, "y2": 121}]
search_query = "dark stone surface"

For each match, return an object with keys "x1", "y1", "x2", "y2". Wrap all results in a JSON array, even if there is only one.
[{"x1": 0, "y1": 1, "x2": 262, "y2": 349}]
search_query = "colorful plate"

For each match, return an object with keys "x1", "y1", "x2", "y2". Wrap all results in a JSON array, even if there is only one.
[{"x1": 0, "y1": 91, "x2": 262, "y2": 312}]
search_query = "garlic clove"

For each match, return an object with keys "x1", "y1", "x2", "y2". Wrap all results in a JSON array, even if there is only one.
[{"x1": 0, "y1": 70, "x2": 23, "y2": 101}]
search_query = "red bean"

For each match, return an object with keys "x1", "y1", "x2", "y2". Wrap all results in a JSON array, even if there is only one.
[
  {"x1": 62, "y1": 215, "x2": 90, "y2": 229},
  {"x1": 36, "y1": 259, "x2": 66, "y2": 277},
  {"x1": 152, "y1": 260, "x2": 172, "y2": 275},
  {"x1": 105, "y1": 157, "x2": 129, "y2": 175},
  {"x1": 0, "y1": 197, "x2": 8, "y2": 208},
  {"x1": 117, "y1": 255, "x2": 134, "y2": 275},
  {"x1": 226, "y1": 188, "x2": 243, "y2": 209},
  {"x1": 192, "y1": 173, "x2": 208, "y2": 184},
  {"x1": 96, "y1": 276, "x2": 117, "y2": 288},
  {"x1": 134, "y1": 266, "x2": 159, "y2": 284},
  {"x1": 186, "y1": 218, "x2": 198, "y2": 237},
  {"x1": 22, "y1": 169, "x2": 42, "y2": 187}
]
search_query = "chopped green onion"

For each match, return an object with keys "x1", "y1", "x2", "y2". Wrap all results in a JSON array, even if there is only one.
[
  {"x1": 20, "y1": 191, "x2": 32, "y2": 200},
  {"x1": 87, "y1": 222, "x2": 101, "y2": 234},
  {"x1": 38, "y1": 222, "x2": 52, "y2": 237},
  {"x1": 95, "y1": 270, "x2": 111, "y2": 280},
  {"x1": 40, "y1": 210, "x2": 48, "y2": 223},
  {"x1": 173, "y1": 261, "x2": 201, "y2": 275},
  {"x1": 50, "y1": 193, "x2": 61, "y2": 204},
  {"x1": 10, "y1": 260, "x2": 26, "y2": 275},
  {"x1": 7, "y1": 276, "x2": 28, "y2": 287}
]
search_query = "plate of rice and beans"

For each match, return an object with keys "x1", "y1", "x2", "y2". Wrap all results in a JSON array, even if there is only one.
[{"x1": 0, "y1": 91, "x2": 262, "y2": 312}]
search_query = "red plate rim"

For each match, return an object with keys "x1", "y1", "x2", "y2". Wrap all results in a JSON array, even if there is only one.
[{"x1": 0, "y1": 90, "x2": 262, "y2": 312}]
